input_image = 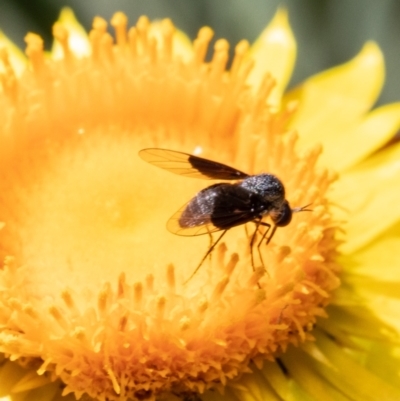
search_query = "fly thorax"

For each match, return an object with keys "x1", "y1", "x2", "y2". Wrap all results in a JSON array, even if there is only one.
[{"x1": 240, "y1": 174, "x2": 285, "y2": 202}]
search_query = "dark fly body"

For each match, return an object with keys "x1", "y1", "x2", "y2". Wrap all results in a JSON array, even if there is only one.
[{"x1": 139, "y1": 148, "x2": 310, "y2": 282}]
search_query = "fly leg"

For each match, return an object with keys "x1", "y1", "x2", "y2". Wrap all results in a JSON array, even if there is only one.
[
  {"x1": 184, "y1": 230, "x2": 227, "y2": 284},
  {"x1": 250, "y1": 220, "x2": 271, "y2": 271},
  {"x1": 256, "y1": 223, "x2": 278, "y2": 272},
  {"x1": 207, "y1": 232, "x2": 213, "y2": 262}
]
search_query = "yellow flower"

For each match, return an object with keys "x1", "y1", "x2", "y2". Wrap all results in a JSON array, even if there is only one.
[{"x1": 0, "y1": 8, "x2": 399, "y2": 401}]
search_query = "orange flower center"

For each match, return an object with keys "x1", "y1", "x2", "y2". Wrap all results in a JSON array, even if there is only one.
[{"x1": 0, "y1": 13, "x2": 340, "y2": 401}]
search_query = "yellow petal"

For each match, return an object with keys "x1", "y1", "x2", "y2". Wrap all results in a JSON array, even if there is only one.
[
  {"x1": 310, "y1": 331, "x2": 400, "y2": 401},
  {"x1": 341, "y1": 222, "x2": 400, "y2": 334},
  {"x1": 287, "y1": 42, "x2": 384, "y2": 152},
  {"x1": 330, "y1": 142, "x2": 400, "y2": 253},
  {"x1": 51, "y1": 8, "x2": 90, "y2": 58},
  {"x1": 343, "y1": 221, "x2": 400, "y2": 280},
  {"x1": 321, "y1": 304, "x2": 396, "y2": 341},
  {"x1": 370, "y1": 296, "x2": 400, "y2": 335},
  {"x1": 0, "y1": 360, "x2": 27, "y2": 396},
  {"x1": 319, "y1": 102, "x2": 400, "y2": 171},
  {"x1": 259, "y1": 361, "x2": 290, "y2": 400},
  {"x1": 365, "y1": 343, "x2": 400, "y2": 390},
  {"x1": 11, "y1": 370, "x2": 51, "y2": 393},
  {"x1": 246, "y1": 9, "x2": 296, "y2": 106},
  {"x1": 281, "y1": 347, "x2": 349, "y2": 401},
  {"x1": 0, "y1": 31, "x2": 27, "y2": 76},
  {"x1": 228, "y1": 370, "x2": 281, "y2": 401}
]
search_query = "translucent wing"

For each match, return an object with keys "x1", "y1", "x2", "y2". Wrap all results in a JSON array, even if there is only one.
[
  {"x1": 166, "y1": 184, "x2": 263, "y2": 236},
  {"x1": 139, "y1": 148, "x2": 249, "y2": 180},
  {"x1": 167, "y1": 204, "x2": 260, "y2": 236},
  {"x1": 166, "y1": 204, "x2": 222, "y2": 236}
]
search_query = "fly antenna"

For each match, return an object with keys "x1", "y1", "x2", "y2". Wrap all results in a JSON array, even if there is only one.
[{"x1": 292, "y1": 203, "x2": 313, "y2": 213}]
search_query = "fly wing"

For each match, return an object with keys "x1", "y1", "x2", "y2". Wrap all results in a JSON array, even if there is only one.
[
  {"x1": 166, "y1": 184, "x2": 260, "y2": 236},
  {"x1": 139, "y1": 148, "x2": 249, "y2": 180},
  {"x1": 166, "y1": 203, "x2": 222, "y2": 236}
]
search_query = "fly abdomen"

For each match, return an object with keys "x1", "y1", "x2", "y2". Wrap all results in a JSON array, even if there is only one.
[{"x1": 179, "y1": 184, "x2": 223, "y2": 228}]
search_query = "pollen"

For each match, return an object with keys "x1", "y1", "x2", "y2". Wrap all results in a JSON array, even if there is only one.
[{"x1": 0, "y1": 12, "x2": 340, "y2": 401}]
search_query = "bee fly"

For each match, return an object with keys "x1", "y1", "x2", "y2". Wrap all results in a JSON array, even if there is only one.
[{"x1": 139, "y1": 148, "x2": 311, "y2": 282}]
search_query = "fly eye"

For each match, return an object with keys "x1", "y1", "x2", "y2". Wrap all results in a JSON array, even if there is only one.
[{"x1": 274, "y1": 202, "x2": 292, "y2": 227}]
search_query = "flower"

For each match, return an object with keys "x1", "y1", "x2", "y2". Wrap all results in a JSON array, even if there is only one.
[{"x1": 0, "y1": 7, "x2": 400, "y2": 401}]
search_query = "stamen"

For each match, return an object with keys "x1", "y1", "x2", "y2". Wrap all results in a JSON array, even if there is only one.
[
  {"x1": 89, "y1": 29, "x2": 102, "y2": 61},
  {"x1": 49, "y1": 306, "x2": 68, "y2": 330},
  {"x1": 61, "y1": 290, "x2": 76, "y2": 311},
  {"x1": 276, "y1": 246, "x2": 291, "y2": 263},
  {"x1": 136, "y1": 16, "x2": 150, "y2": 54},
  {"x1": 179, "y1": 316, "x2": 191, "y2": 331},
  {"x1": 119, "y1": 314, "x2": 128, "y2": 331},
  {"x1": 248, "y1": 267, "x2": 265, "y2": 286},
  {"x1": 210, "y1": 39, "x2": 229, "y2": 86},
  {"x1": 0, "y1": 49, "x2": 17, "y2": 99},
  {"x1": 148, "y1": 36, "x2": 157, "y2": 64},
  {"x1": 127, "y1": 27, "x2": 138, "y2": 58},
  {"x1": 98, "y1": 283, "x2": 111, "y2": 315},
  {"x1": 52, "y1": 23, "x2": 71, "y2": 60},
  {"x1": 93, "y1": 16, "x2": 108, "y2": 34},
  {"x1": 156, "y1": 296, "x2": 166, "y2": 319},
  {"x1": 105, "y1": 364, "x2": 121, "y2": 395},
  {"x1": 22, "y1": 305, "x2": 37, "y2": 319},
  {"x1": 134, "y1": 282, "x2": 143, "y2": 308},
  {"x1": 100, "y1": 33, "x2": 114, "y2": 62},
  {"x1": 216, "y1": 242, "x2": 228, "y2": 269},
  {"x1": 197, "y1": 298, "x2": 208, "y2": 314},
  {"x1": 302, "y1": 280, "x2": 329, "y2": 298},
  {"x1": 225, "y1": 252, "x2": 239, "y2": 276},
  {"x1": 72, "y1": 327, "x2": 86, "y2": 341},
  {"x1": 167, "y1": 263, "x2": 176, "y2": 291},
  {"x1": 193, "y1": 27, "x2": 214, "y2": 66},
  {"x1": 118, "y1": 273, "x2": 126, "y2": 298},
  {"x1": 160, "y1": 19, "x2": 175, "y2": 60},
  {"x1": 24, "y1": 33, "x2": 45, "y2": 73},
  {"x1": 230, "y1": 40, "x2": 250, "y2": 79},
  {"x1": 254, "y1": 73, "x2": 276, "y2": 117},
  {"x1": 304, "y1": 144, "x2": 323, "y2": 170},
  {"x1": 111, "y1": 12, "x2": 128, "y2": 46},
  {"x1": 211, "y1": 276, "x2": 229, "y2": 303}
]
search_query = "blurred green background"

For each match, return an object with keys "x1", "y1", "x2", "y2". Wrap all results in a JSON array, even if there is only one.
[{"x1": 1, "y1": 0, "x2": 399, "y2": 106}]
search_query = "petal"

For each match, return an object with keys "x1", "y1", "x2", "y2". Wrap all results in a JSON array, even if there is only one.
[
  {"x1": 342, "y1": 221, "x2": 400, "y2": 280},
  {"x1": 284, "y1": 332, "x2": 400, "y2": 401},
  {"x1": 310, "y1": 331, "x2": 400, "y2": 400},
  {"x1": 11, "y1": 370, "x2": 51, "y2": 393},
  {"x1": 286, "y1": 42, "x2": 384, "y2": 152},
  {"x1": 51, "y1": 8, "x2": 91, "y2": 58},
  {"x1": 0, "y1": 360, "x2": 26, "y2": 397},
  {"x1": 321, "y1": 304, "x2": 396, "y2": 341},
  {"x1": 340, "y1": 222, "x2": 400, "y2": 333},
  {"x1": 171, "y1": 29, "x2": 193, "y2": 61},
  {"x1": 320, "y1": 102, "x2": 400, "y2": 171},
  {"x1": 246, "y1": 9, "x2": 296, "y2": 106},
  {"x1": 365, "y1": 343, "x2": 400, "y2": 390},
  {"x1": 330, "y1": 141, "x2": 400, "y2": 253},
  {"x1": 343, "y1": 276, "x2": 400, "y2": 333},
  {"x1": 281, "y1": 347, "x2": 350, "y2": 401},
  {"x1": 260, "y1": 361, "x2": 315, "y2": 401},
  {"x1": 0, "y1": 31, "x2": 27, "y2": 76}
]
